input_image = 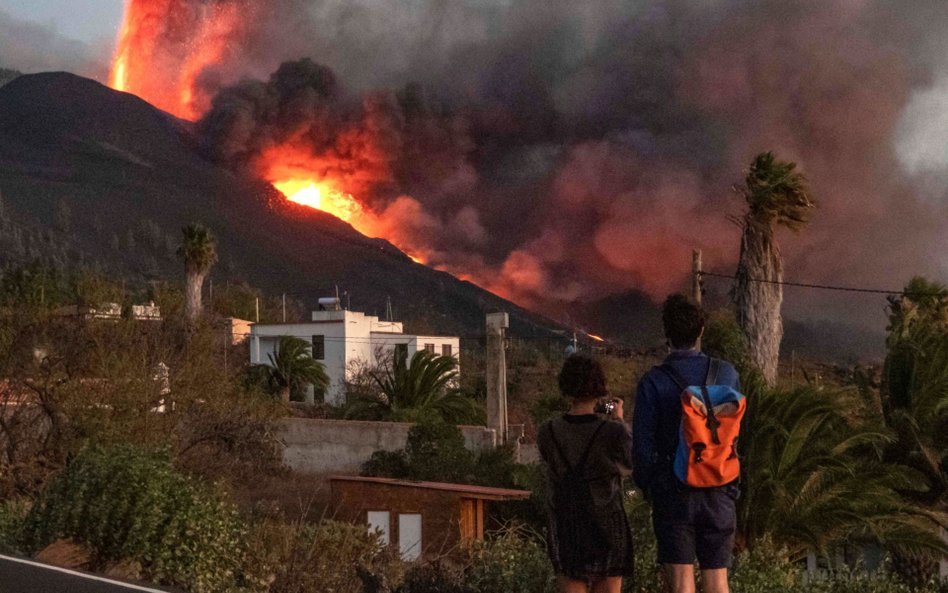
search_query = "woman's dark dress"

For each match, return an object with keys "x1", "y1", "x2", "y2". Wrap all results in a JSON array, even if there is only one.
[{"x1": 537, "y1": 414, "x2": 634, "y2": 579}]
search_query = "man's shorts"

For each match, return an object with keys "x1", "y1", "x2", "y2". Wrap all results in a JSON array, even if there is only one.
[{"x1": 650, "y1": 481, "x2": 738, "y2": 569}]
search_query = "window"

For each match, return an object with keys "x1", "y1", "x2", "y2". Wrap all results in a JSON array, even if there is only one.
[
  {"x1": 312, "y1": 335, "x2": 325, "y2": 360},
  {"x1": 367, "y1": 511, "x2": 391, "y2": 546},
  {"x1": 395, "y1": 343, "x2": 408, "y2": 361},
  {"x1": 424, "y1": 343, "x2": 435, "y2": 354},
  {"x1": 441, "y1": 344, "x2": 452, "y2": 357},
  {"x1": 398, "y1": 513, "x2": 422, "y2": 561}
]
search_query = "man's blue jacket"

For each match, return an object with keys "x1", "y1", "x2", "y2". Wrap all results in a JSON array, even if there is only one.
[{"x1": 631, "y1": 349, "x2": 741, "y2": 494}]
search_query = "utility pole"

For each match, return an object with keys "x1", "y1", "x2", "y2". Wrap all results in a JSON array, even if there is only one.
[
  {"x1": 486, "y1": 312, "x2": 509, "y2": 446},
  {"x1": 282, "y1": 293, "x2": 286, "y2": 322},
  {"x1": 692, "y1": 249, "x2": 703, "y2": 351},
  {"x1": 255, "y1": 297, "x2": 260, "y2": 323}
]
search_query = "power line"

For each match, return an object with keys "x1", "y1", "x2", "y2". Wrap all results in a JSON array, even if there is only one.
[{"x1": 699, "y1": 271, "x2": 946, "y2": 298}]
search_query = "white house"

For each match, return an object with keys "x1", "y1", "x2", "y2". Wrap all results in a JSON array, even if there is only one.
[{"x1": 249, "y1": 299, "x2": 460, "y2": 404}]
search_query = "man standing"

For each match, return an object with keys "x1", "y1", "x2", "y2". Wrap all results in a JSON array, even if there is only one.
[{"x1": 632, "y1": 295, "x2": 741, "y2": 593}]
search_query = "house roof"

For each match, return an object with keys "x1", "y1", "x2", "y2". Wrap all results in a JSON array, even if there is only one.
[{"x1": 328, "y1": 475, "x2": 531, "y2": 501}]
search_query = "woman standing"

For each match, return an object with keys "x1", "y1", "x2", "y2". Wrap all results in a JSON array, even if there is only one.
[{"x1": 538, "y1": 354, "x2": 634, "y2": 593}]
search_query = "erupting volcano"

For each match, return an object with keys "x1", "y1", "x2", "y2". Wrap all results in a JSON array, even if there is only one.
[{"x1": 108, "y1": 1, "x2": 436, "y2": 268}]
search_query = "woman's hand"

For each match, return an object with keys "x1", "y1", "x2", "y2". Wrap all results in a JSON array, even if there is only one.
[{"x1": 609, "y1": 398, "x2": 625, "y2": 420}]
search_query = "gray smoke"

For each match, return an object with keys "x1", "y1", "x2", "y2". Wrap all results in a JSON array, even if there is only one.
[
  {"x1": 0, "y1": 9, "x2": 106, "y2": 79},
  {"x1": 193, "y1": 0, "x2": 948, "y2": 329}
]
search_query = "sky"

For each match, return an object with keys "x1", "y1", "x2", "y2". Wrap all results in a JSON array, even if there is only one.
[{"x1": 0, "y1": 0, "x2": 123, "y2": 45}]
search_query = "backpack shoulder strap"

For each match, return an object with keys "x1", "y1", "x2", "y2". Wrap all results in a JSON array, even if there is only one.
[
  {"x1": 574, "y1": 420, "x2": 608, "y2": 473},
  {"x1": 656, "y1": 364, "x2": 688, "y2": 392},
  {"x1": 548, "y1": 419, "x2": 607, "y2": 475},
  {"x1": 705, "y1": 357, "x2": 722, "y2": 386}
]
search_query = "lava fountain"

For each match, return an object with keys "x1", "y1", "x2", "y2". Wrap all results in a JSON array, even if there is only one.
[{"x1": 109, "y1": 0, "x2": 243, "y2": 119}]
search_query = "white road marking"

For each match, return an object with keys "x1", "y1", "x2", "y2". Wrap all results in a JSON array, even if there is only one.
[{"x1": 0, "y1": 554, "x2": 171, "y2": 592}]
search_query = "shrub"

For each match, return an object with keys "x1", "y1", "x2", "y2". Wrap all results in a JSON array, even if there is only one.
[
  {"x1": 257, "y1": 519, "x2": 403, "y2": 593},
  {"x1": 397, "y1": 562, "x2": 470, "y2": 593},
  {"x1": 362, "y1": 420, "x2": 476, "y2": 483},
  {"x1": 0, "y1": 498, "x2": 29, "y2": 554},
  {"x1": 361, "y1": 449, "x2": 411, "y2": 479},
  {"x1": 465, "y1": 527, "x2": 555, "y2": 593},
  {"x1": 728, "y1": 539, "x2": 801, "y2": 593},
  {"x1": 623, "y1": 493, "x2": 662, "y2": 593},
  {"x1": 21, "y1": 445, "x2": 246, "y2": 593}
]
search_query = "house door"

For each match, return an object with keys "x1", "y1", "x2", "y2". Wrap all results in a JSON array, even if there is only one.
[{"x1": 398, "y1": 513, "x2": 422, "y2": 561}]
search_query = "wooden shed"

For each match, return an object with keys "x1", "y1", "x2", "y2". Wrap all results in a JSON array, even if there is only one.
[{"x1": 329, "y1": 475, "x2": 531, "y2": 560}]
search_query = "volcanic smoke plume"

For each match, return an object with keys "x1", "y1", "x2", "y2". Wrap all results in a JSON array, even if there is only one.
[{"x1": 109, "y1": 0, "x2": 948, "y2": 328}]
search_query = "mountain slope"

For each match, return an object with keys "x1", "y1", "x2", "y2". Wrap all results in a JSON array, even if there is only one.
[{"x1": 0, "y1": 72, "x2": 566, "y2": 338}]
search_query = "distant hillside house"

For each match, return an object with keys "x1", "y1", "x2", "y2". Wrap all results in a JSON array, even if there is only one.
[{"x1": 249, "y1": 299, "x2": 460, "y2": 404}]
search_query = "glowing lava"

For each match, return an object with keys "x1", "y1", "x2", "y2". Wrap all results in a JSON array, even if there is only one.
[
  {"x1": 108, "y1": 0, "x2": 242, "y2": 119},
  {"x1": 587, "y1": 333, "x2": 606, "y2": 342},
  {"x1": 273, "y1": 180, "x2": 363, "y2": 223}
]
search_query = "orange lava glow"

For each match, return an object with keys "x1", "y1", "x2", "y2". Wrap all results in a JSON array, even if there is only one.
[
  {"x1": 587, "y1": 333, "x2": 606, "y2": 342},
  {"x1": 273, "y1": 179, "x2": 364, "y2": 223},
  {"x1": 108, "y1": 0, "x2": 241, "y2": 119},
  {"x1": 272, "y1": 177, "x2": 429, "y2": 265}
]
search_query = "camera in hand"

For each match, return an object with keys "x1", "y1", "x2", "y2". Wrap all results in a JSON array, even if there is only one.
[{"x1": 594, "y1": 398, "x2": 617, "y2": 415}]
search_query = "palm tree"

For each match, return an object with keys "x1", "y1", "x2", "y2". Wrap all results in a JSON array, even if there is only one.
[
  {"x1": 260, "y1": 336, "x2": 330, "y2": 403},
  {"x1": 739, "y1": 382, "x2": 947, "y2": 562},
  {"x1": 177, "y1": 223, "x2": 218, "y2": 324},
  {"x1": 732, "y1": 152, "x2": 815, "y2": 385},
  {"x1": 347, "y1": 349, "x2": 483, "y2": 424}
]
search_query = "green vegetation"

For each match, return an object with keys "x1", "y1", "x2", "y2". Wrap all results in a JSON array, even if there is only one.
[
  {"x1": 346, "y1": 349, "x2": 484, "y2": 424},
  {"x1": 1, "y1": 247, "x2": 946, "y2": 592},
  {"x1": 254, "y1": 335, "x2": 330, "y2": 403},
  {"x1": 362, "y1": 420, "x2": 515, "y2": 486},
  {"x1": 22, "y1": 446, "x2": 246, "y2": 593}
]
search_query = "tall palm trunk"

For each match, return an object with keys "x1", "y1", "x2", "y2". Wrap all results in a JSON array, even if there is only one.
[
  {"x1": 735, "y1": 216, "x2": 783, "y2": 385},
  {"x1": 184, "y1": 269, "x2": 206, "y2": 324},
  {"x1": 731, "y1": 152, "x2": 813, "y2": 386}
]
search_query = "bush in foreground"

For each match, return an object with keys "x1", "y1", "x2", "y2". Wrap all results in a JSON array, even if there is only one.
[{"x1": 21, "y1": 445, "x2": 246, "y2": 593}]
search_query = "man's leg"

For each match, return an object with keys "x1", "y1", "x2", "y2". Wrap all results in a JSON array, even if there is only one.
[
  {"x1": 662, "y1": 564, "x2": 696, "y2": 593},
  {"x1": 590, "y1": 576, "x2": 623, "y2": 593},
  {"x1": 693, "y1": 488, "x2": 737, "y2": 593},
  {"x1": 557, "y1": 576, "x2": 590, "y2": 593},
  {"x1": 700, "y1": 568, "x2": 729, "y2": 593}
]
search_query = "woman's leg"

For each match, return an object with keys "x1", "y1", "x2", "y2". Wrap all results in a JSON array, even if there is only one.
[
  {"x1": 590, "y1": 576, "x2": 623, "y2": 593},
  {"x1": 558, "y1": 576, "x2": 590, "y2": 593}
]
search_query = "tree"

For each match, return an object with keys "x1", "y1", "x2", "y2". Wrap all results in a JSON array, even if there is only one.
[
  {"x1": 739, "y1": 383, "x2": 947, "y2": 562},
  {"x1": 733, "y1": 152, "x2": 815, "y2": 385},
  {"x1": 258, "y1": 336, "x2": 330, "y2": 403},
  {"x1": 177, "y1": 223, "x2": 217, "y2": 324},
  {"x1": 347, "y1": 349, "x2": 483, "y2": 424}
]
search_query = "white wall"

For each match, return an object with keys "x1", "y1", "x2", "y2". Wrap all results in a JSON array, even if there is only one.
[{"x1": 251, "y1": 312, "x2": 461, "y2": 405}]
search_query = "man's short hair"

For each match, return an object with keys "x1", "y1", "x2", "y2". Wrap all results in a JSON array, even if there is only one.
[
  {"x1": 662, "y1": 294, "x2": 705, "y2": 349},
  {"x1": 558, "y1": 354, "x2": 608, "y2": 400}
]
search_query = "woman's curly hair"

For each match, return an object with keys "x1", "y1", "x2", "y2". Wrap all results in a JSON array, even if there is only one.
[{"x1": 558, "y1": 354, "x2": 608, "y2": 400}]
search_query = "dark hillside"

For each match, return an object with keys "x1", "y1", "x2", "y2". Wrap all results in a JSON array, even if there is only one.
[{"x1": 0, "y1": 72, "x2": 565, "y2": 338}]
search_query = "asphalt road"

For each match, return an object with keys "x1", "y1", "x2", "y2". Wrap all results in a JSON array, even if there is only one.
[{"x1": 0, "y1": 554, "x2": 178, "y2": 593}]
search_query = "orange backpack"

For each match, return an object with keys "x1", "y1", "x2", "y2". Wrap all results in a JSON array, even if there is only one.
[{"x1": 658, "y1": 359, "x2": 746, "y2": 488}]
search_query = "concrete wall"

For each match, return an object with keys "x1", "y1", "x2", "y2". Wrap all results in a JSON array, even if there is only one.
[{"x1": 280, "y1": 418, "x2": 498, "y2": 475}]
